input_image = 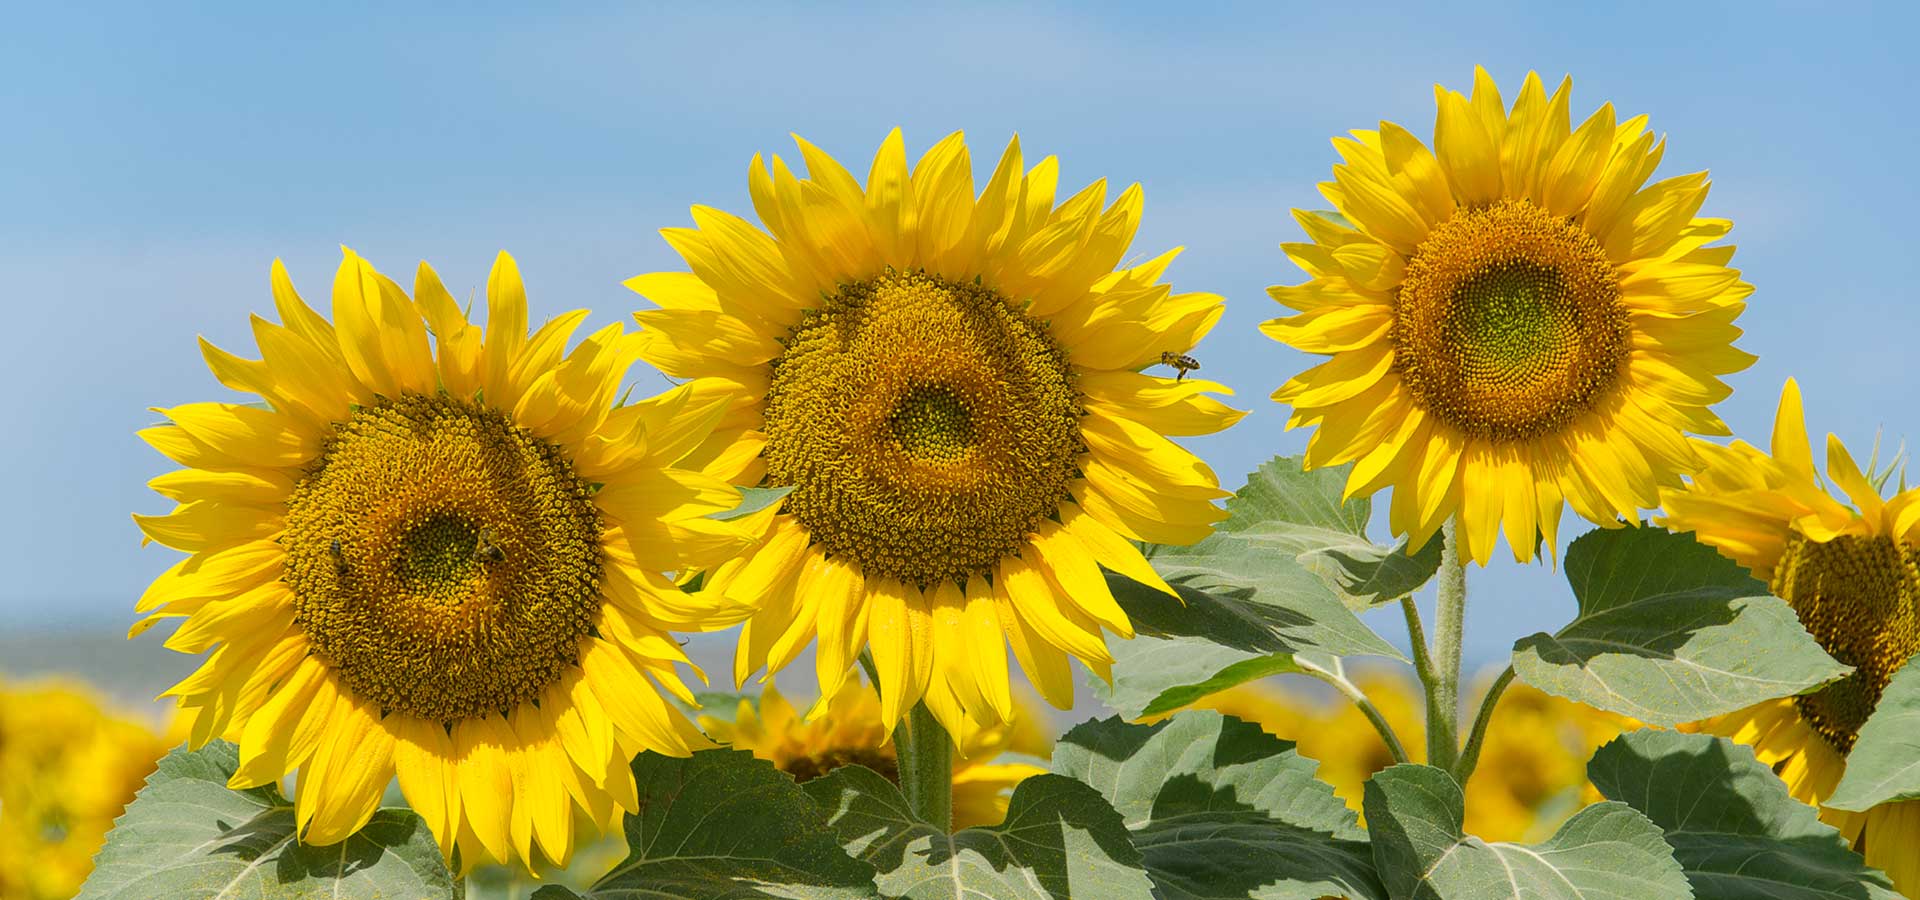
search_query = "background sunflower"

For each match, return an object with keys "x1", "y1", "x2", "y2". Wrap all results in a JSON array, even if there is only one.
[
  {"x1": 0, "y1": 681, "x2": 173, "y2": 900},
  {"x1": 697, "y1": 678, "x2": 1050, "y2": 830},
  {"x1": 1175, "y1": 672, "x2": 1632, "y2": 843}
]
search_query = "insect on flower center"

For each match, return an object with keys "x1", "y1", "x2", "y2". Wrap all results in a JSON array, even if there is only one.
[
  {"x1": 762, "y1": 269, "x2": 1084, "y2": 588},
  {"x1": 1394, "y1": 199, "x2": 1628, "y2": 441},
  {"x1": 1772, "y1": 531, "x2": 1920, "y2": 754},
  {"x1": 281, "y1": 394, "x2": 603, "y2": 724}
]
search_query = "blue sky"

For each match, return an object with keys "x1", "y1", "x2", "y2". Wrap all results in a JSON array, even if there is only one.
[{"x1": 3, "y1": 2, "x2": 1916, "y2": 685}]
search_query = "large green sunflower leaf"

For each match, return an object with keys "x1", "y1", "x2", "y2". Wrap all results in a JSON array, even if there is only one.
[
  {"x1": 1828, "y1": 655, "x2": 1920, "y2": 811},
  {"x1": 800, "y1": 767, "x2": 1153, "y2": 900},
  {"x1": 538, "y1": 748, "x2": 878, "y2": 900},
  {"x1": 1363, "y1": 764, "x2": 1690, "y2": 899},
  {"x1": 75, "y1": 740, "x2": 456, "y2": 900},
  {"x1": 1050, "y1": 711, "x2": 1385, "y2": 900},
  {"x1": 1588, "y1": 729, "x2": 1901, "y2": 899},
  {"x1": 1205, "y1": 455, "x2": 1444, "y2": 610},
  {"x1": 1100, "y1": 456, "x2": 1420, "y2": 718},
  {"x1": 1510, "y1": 525, "x2": 1851, "y2": 727}
]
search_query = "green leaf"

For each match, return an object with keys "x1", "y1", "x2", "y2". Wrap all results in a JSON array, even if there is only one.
[
  {"x1": 1829, "y1": 655, "x2": 1920, "y2": 811},
  {"x1": 712, "y1": 485, "x2": 793, "y2": 521},
  {"x1": 1298, "y1": 536, "x2": 1446, "y2": 610},
  {"x1": 1125, "y1": 650, "x2": 1304, "y2": 719},
  {"x1": 1050, "y1": 711, "x2": 1385, "y2": 900},
  {"x1": 1363, "y1": 764, "x2": 1690, "y2": 900},
  {"x1": 802, "y1": 766, "x2": 1153, "y2": 900},
  {"x1": 1100, "y1": 457, "x2": 1423, "y2": 718},
  {"x1": 1101, "y1": 574, "x2": 1390, "y2": 719},
  {"x1": 1214, "y1": 455, "x2": 1367, "y2": 534},
  {"x1": 76, "y1": 740, "x2": 456, "y2": 900},
  {"x1": 1138, "y1": 458, "x2": 1422, "y2": 645},
  {"x1": 1510, "y1": 525, "x2": 1851, "y2": 727},
  {"x1": 1206, "y1": 456, "x2": 1442, "y2": 610},
  {"x1": 557, "y1": 748, "x2": 878, "y2": 900},
  {"x1": 1588, "y1": 729, "x2": 1902, "y2": 899}
]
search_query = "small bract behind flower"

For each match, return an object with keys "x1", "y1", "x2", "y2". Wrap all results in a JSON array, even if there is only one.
[
  {"x1": 131, "y1": 249, "x2": 758, "y2": 872},
  {"x1": 1660, "y1": 379, "x2": 1920, "y2": 896},
  {"x1": 1265, "y1": 66, "x2": 1756, "y2": 565},
  {"x1": 629, "y1": 129, "x2": 1244, "y2": 739}
]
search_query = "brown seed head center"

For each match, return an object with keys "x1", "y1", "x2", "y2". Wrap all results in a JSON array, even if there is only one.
[
  {"x1": 1393, "y1": 199, "x2": 1628, "y2": 441},
  {"x1": 282, "y1": 393, "x2": 603, "y2": 723},
  {"x1": 1773, "y1": 531, "x2": 1920, "y2": 753},
  {"x1": 761, "y1": 270, "x2": 1084, "y2": 587}
]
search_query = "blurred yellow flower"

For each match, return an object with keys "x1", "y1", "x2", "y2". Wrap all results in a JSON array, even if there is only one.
[
  {"x1": 699, "y1": 678, "x2": 1050, "y2": 829},
  {"x1": 1185, "y1": 672, "x2": 1630, "y2": 842},
  {"x1": 0, "y1": 681, "x2": 173, "y2": 900}
]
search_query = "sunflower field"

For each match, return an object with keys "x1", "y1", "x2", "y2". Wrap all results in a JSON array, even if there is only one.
[{"x1": 3, "y1": 8, "x2": 1917, "y2": 900}]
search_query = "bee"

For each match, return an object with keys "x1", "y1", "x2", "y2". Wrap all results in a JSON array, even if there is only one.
[
  {"x1": 1159, "y1": 351, "x2": 1200, "y2": 381},
  {"x1": 328, "y1": 539, "x2": 349, "y2": 577},
  {"x1": 473, "y1": 527, "x2": 505, "y2": 564}
]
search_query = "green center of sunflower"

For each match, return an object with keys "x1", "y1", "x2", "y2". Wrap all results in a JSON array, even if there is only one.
[
  {"x1": 282, "y1": 394, "x2": 603, "y2": 724},
  {"x1": 762, "y1": 269, "x2": 1084, "y2": 588},
  {"x1": 1394, "y1": 199, "x2": 1628, "y2": 441},
  {"x1": 889, "y1": 384, "x2": 976, "y2": 460},
  {"x1": 1772, "y1": 531, "x2": 1920, "y2": 754}
]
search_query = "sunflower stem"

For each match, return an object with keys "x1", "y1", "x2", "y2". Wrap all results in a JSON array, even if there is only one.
[
  {"x1": 1400, "y1": 594, "x2": 1437, "y2": 691},
  {"x1": 1453, "y1": 665, "x2": 1515, "y2": 784},
  {"x1": 1297, "y1": 656, "x2": 1411, "y2": 765},
  {"x1": 1427, "y1": 518, "x2": 1467, "y2": 773},
  {"x1": 896, "y1": 700, "x2": 954, "y2": 831}
]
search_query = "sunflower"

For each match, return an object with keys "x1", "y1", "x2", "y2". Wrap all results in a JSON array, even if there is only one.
[
  {"x1": 131, "y1": 250, "x2": 757, "y2": 871},
  {"x1": 1265, "y1": 67, "x2": 1755, "y2": 564},
  {"x1": 1661, "y1": 378, "x2": 1920, "y2": 894},
  {"x1": 1186, "y1": 673, "x2": 1630, "y2": 842},
  {"x1": 0, "y1": 680, "x2": 172, "y2": 900},
  {"x1": 628, "y1": 129, "x2": 1242, "y2": 737},
  {"x1": 698, "y1": 678, "x2": 1049, "y2": 829}
]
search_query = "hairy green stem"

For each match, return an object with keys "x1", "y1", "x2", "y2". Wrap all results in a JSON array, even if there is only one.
[
  {"x1": 1453, "y1": 665, "x2": 1515, "y2": 783},
  {"x1": 1297, "y1": 656, "x2": 1411, "y2": 765},
  {"x1": 896, "y1": 701, "x2": 954, "y2": 830},
  {"x1": 1400, "y1": 594, "x2": 1437, "y2": 689},
  {"x1": 857, "y1": 650, "x2": 953, "y2": 829},
  {"x1": 1427, "y1": 518, "x2": 1467, "y2": 772}
]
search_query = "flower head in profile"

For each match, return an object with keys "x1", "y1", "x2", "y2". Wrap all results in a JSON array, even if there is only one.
[
  {"x1": 1661, "y1": 379, "x2": 1920, "y2": 894},
  {"x1": 132, "y1": 250, "x2": 755, "y2": 871},
  {"x1": 630, "y1": 130, "x2": 1242, "y2": 737},
  {"x1": 698, "y1": 679, "x2": 1050, "y2": 829},
  {"x1": 1266, "y1": 67, "x2": 1754, "y2": 564}
]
